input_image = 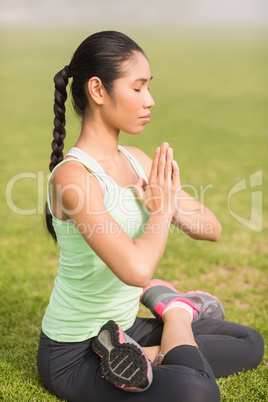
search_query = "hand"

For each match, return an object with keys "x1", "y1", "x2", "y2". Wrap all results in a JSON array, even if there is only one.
[{"x1": 134, "y1": 142, "x2": 180, "y2": 216}]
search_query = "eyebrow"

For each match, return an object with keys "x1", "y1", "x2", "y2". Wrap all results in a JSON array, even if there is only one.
[{"x1": 134, "y1": 76, "x2": 153, "y2": 83}]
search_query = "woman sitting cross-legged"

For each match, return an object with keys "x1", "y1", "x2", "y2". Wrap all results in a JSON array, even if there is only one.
[{"x1": 37, "y1": 31, "x2": 264, "y2": 402}]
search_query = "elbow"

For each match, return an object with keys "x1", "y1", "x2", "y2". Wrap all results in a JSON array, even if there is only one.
[
  {"x1": 129, "y1": 270, "x2": 152, "y2": 288},
  {"x1": 134, "y1": 260, "x2": 155, "y2": 287},
  {"x1": 121, "y1": 260, "x2": 153, "y2": 288},
  {"x1": 122, "y1": 276, "x2": 151, "y2": 288},
  {"x1": 135, "y1": 274, "x2": 152, "y2": 288},
  {"x1": 210, "y1": 222, "x2": 222, "y2": 242}
]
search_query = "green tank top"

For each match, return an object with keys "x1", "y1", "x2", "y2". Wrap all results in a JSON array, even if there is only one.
[{"x1": 42, "y1": 146, "x2": 150, "y2": 342}]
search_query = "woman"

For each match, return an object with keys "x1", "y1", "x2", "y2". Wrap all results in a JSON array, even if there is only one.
[{"x1": 37, "y1": 31, "x2": 264, "y2": 401}]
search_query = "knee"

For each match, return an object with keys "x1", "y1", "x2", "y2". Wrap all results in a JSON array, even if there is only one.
[
  {"x1": 183, "y1": 379, "x2": 220, "y2": 402},
  {"x1": 171, "y1": 372, "x2": 221, "y2": 402},
  {"x1": 194, "y1": 374, "x2": 220, "y2": 402},
  {"x1": 248, "y1": 328, "x2": 264, "y2": 368}
]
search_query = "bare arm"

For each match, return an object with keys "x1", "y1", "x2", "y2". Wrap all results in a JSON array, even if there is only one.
[
  {"x1": 125, "y1": 145, "x2": 222, "y2": 242},
  {"x1": 171, "y1": 190, "x2": 222, "y2": 241},
  {"x1": 50, "y1": 143, "x2": 179, "y2": 288}
]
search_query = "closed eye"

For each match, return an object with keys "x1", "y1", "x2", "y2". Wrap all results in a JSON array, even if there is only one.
[{"x1": 134, "y1": 87, "x2": 150, "y2": 92}]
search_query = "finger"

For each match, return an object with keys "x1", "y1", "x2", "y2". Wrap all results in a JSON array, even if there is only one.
[
  {"x1": 149, "y1": 147, "x2": 160, "y2": 181},
  {"x1": 138, "y1": 177, "x2": 147, "y2": 190},
  {"x1": 158, "y1": 142, "x2": 169, "y2": 177},
  {"x1": 133, "y1": 177, "x2": 146, "y2": 202},
  {"x1": 164, "y1": 147, "x2": 173, "y2": 181},
  {"x1": 171, "y1": 160, "x2": 180, "y2": 189}
]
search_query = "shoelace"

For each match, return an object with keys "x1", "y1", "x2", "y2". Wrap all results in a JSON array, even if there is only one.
[{"x1": 152, "y1": 352, "x2": 164, "y2": 367}]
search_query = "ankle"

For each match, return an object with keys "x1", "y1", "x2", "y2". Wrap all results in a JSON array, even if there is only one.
[{"x1": 163, "y1": 307, "x2": 192, "y2": 323}]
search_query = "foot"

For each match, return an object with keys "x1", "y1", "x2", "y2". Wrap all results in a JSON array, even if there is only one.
[
  {"x1": 140, "y1": 279, "x2": 225, "y2": 322},
  {"x1": 92, "y1": 320, "x2": 153, "y2": 392}
]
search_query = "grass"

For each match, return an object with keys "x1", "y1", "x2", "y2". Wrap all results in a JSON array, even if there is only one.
[{"x1": 0, "y1": 28, "x2": 267, "y2": 401}]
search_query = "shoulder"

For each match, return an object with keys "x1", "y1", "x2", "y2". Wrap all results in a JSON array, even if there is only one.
[
  {"x1": 121, "y1": 146, "x2": 152, "y2": 178},
  {"x1": 51, "y1": 158, "x2": 86, "y2": 185},
  {"x1": 51, "y1": 158, "x2": 104, "y2": 197}
]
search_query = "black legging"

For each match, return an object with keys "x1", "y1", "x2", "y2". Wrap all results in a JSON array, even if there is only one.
[{"x1": 37, "y1": 318, "x2": 264, "y2": 402}]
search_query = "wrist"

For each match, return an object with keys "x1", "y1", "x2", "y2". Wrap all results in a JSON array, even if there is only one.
[
  {"x1": 149, "y1": 211, "x2": 173, "y2": 228},
  {"x1": 142, "y1": 212, "x2": 171, "y2": 239}
]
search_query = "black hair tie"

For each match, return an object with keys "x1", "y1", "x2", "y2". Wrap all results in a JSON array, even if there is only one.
[{"x1": 64, "y1": 65, "x2": 72, "y2": 78}]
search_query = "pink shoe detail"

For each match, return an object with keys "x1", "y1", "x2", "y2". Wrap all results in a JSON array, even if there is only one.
[
  {"x1": 154, "y1": 297, "x2": 200, "y2": 322},
  {"x1": 117, "y1": 327, "x2": 127, "y2": 344},
  {"x1": 141, "y1": 279, "x2": 225, "y2": 323},
  {"x1": 140, "y1": 279, "x2": 178, "y2": 301},
  {"x1": 92, "y1": 320, "x2": 153, "y2": 392},
  {"x1": 185, "y1": 290, "x2": 222, "y2": 304}
]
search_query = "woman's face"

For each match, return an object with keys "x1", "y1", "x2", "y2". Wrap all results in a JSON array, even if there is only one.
[{"x1": 102, "y1": 51, "x2": 155, "y2": 135}]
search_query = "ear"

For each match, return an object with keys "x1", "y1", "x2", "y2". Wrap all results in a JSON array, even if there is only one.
[{"x1": 87, "y1": 77, "x2": 105, "y2": 105}]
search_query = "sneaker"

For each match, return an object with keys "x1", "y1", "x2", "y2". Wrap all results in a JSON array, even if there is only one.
[
  {"x1": 92, "y1": 320, "x2": 153, "y2": 392},
  {"x1": 140, "y1": 279, "x2": 225, "y2": 322}
]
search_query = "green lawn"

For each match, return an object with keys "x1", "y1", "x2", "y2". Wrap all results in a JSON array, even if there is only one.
[{"x1": 0, "y1": 28, "x2": 267, "y2": 401}]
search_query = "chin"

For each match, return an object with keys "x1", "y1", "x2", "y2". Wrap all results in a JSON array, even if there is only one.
[{"x1": 124, "y1": 126, "x2": 145, "y2": 135}]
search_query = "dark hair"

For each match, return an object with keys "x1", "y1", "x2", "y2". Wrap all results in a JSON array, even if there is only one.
[{"x1": 45, "y1": 31, "x2": 145, "y2": 241}]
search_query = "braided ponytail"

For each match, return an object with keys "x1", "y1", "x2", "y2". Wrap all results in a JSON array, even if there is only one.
[
  {"x1": 50, "y1": 66, "x2": 72, "y2": 171},
  {"x1": 45, "y1": 66, "x2": 72, "y2": 241}
]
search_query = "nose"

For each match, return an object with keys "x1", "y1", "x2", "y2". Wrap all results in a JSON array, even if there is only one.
[{"x1": 143, "y1": 90, "x2": 155, "y2": 109}]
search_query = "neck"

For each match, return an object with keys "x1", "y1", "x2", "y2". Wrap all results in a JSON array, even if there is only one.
[{"x1": 75, "y1": 117, "x2": 120, "y2": 161}]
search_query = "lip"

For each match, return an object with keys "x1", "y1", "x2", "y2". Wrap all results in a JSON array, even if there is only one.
[{"x1": 140, "y1": 113, "x2": 151, "y2": 123}]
